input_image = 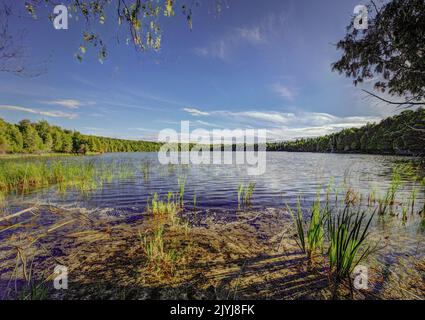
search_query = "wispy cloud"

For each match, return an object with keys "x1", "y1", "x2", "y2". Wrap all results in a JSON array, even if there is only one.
[
  {"x1": 41, "y1": 99, "x2": 86, "y2": 109},
  {"x1": 272, "y1": 84, "x2": 296, "y2": 101},
  {"x1": 0, "y1": 105, "x2": 78, "y2": 119},
  {"x1": 194, "y1": 11, "x2": 286, "y2": 61},
  {"x1": 194, "y1": 40, "x2": 227, "y2": 60},
  {"x1": 236, "y1": 27, "x2": 264, "y2": 44},
  {"x1": 183, "y1": 107, "x2": 211, "y2": 116},
  {"x1": 196, "y1": 120, "x2": 221, "y2": 127},
  {"x1": 194, "y1": 25, "x2": 265, "y2": 60}
]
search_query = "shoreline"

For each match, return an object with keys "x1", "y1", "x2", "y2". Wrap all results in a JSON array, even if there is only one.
[
  {"x1": 0, "y1": 205, "x2": 423, "y2": 300},
  {"x1": 0, "y1": 150, "x2": 423, "y2": 159}
]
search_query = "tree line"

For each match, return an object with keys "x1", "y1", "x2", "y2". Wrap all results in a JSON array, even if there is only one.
[
  {"x1": 0, "y1": 118, "x2": 161, "y2": 154},
  {"x1": 267, "y1": 108, "x2": 425, "y2": 156},
  {"x1": 1, "y1": 109, "x2": 424, "y2": 156}
]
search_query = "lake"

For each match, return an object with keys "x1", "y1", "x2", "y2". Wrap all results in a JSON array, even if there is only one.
[
  {"x1": 2, "y1": 151, "x2": 424, "y2": 297},
  {"x1": 9, "y1": 151, "x2": 423, "y2": 212}
]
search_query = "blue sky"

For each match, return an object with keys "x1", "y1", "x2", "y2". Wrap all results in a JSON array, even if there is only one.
[{"x1": 0, "y1": 0, "x2": 395, "y2": 141}]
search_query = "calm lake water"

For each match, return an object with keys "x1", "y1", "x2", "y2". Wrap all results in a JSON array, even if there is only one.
[
  {"x1": 5, "y1": 152, "x2": 425, "y2": 265},
  {"x1": 10, "y1": 152, "x2": 424, "y2": 212}
]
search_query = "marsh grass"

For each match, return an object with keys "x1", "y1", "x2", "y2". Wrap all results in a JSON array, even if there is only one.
[
  {"x1": 410, "y1": 187, "x2": 418, "y2": 216},
  {"x1": 327, "y1": 206, "x2": 374, "y2": 298},
  {"x1": 287, "y1": 199, "x2": 306, "y2": 253},
  {"x1": 237, "y1": 182, "x2": 255, "y2": 209},
  {"x1": 307, "y1": 196, "x2": 326, "y2": 259},
  {"x1": 287, "y1": 195, "x2": 327, "y2": 262},
  {"x1": 150, "y1": 192, "x2": 179, "y2": 218},
  {"x1": 141, "y1": 193, "x2": 192, "y2": 274},
  {"x1": 141, "y1": 160, "x2": 150, "y2": 183},
  {"x1": 0, "y1": 158, "x2": 140, "y2": 199},
  {"x1": 178, "y1": 177, "x2": 186, "y2": 207},
  {"x1": 288, "y1": 189, "x2": 376, "y2": 297},
  {"x1": 139, "y1": 226, "x2": 179, "y2": 272}
]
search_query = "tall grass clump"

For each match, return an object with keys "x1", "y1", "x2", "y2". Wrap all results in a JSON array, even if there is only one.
[
  {"x1": 287, "y1": 195, "x2": 327, "y2": 261},
  {"x1": 139, "y1": 226, "x2": 178, "y2": 272},
  {"x1": 237, "y1": 182, "x2": 255, "y2": 209},
  {"x1": 150, "y1": 192, "x2": 179, "y2": 217},
  {"x1": 327, "y1": 206, "x2": 374, "y2": 297},
  {"x1": 375, "y1": 164, "x2": 414, "y2": 216},
  {"x1": 307, "y1": 196, "x2": 326, "y2": 259}
]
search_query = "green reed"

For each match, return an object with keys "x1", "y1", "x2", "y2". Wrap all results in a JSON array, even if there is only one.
[
  {"x1": 141, "y1": 160, "x2": 150, "y2": 183},
  {"x1": 307, "y1": 195, "x2": 326, "y2": 259},
  {"x1": 0, "y1": 158, "x2": 137, "y2": 197},
  {"x1": 139, "y1": 226, "x2": 177, "y2": 267},
  {"x1": 237, "y1": 182, "x2": 255, "y2": 209},
  {"x1": 327, "y1": 206, "x2": 374, "y2": 296},
  {"x1": 288, "y1": 187, "x2": 376, "y2": 297},
  {"x1": 177, "y1": 177, "x2": 186, "y2": 207},
  {"x1": 287, "y1": 198, "x2": 306, "y2": 254},
  {"x1": 150, "y1": 192, "x2": 179, "y2": 217},
  {"x1": 287, "y1": 194, "x2": 327, "y2": 260}
]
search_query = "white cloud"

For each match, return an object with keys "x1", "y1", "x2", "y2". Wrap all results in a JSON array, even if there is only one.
[
  {"x1": 42, "y1": 99, "x2": 84, "y2": 109},
  {"x1": 183, "y1": 107, "x2": 211, "y2": 116},
  {"x1": 175, "y1": 107, "x2": 381, "y2": 140},
  {"x1": 0, "y1": 105, "x2": 78, "y2": 119},
  {"x1": 196, "y1": 120, "x2": 221, "y2": 127},
  {"x1": 235, "y1": 111, "x2": 295, "y2": 125},
  {"x1": 272, "y1": 84, "x2": 296, "y2": 100}
]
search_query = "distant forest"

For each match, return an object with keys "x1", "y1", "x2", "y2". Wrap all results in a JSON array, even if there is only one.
[
  {"x1": 267, "y1": 108, "x2": 425, "y2": 156},
  {"x1": 1, "y1": 108, "x2": 424, "y2": 156},
  {"x1": 0, "y1": 118, "x2": 161, "y2": 154}
]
